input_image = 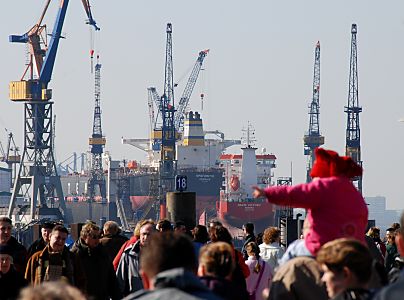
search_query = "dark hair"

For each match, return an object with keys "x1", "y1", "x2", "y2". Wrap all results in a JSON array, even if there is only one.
[
  {"x1": 316, "y1": 238, "x2": 373, "y2": 284},
  {"x1": 52, "y1": 225, "x2": 69, "y2": 235},
  {"x1": 243, "y1": 223, "x2": 254, "y2": 234},
  {"x1": 42, "y1": 222, "x2": 56, "y2": 230},
  {"x1": 174, "y1": 220, "x2": 186, "y2": 229},
  {"x1": 210, "y1": 225, "x2": 233, "y2": 245},
  {"x1": 192, "y1": 225, "x2": 209, "y2": 243},
  {"x1": 390, "y1": 222, "x2": 400, "y2": 231},
  {"x1": 0, "y1": 216, "x2": 12, "y2": 225},
  {"x1": 140, "y1": 232, "x2": 196, "y2": 278},
  {"x1": 157, "y1": 219, "x2": 173, "y2": 232}
]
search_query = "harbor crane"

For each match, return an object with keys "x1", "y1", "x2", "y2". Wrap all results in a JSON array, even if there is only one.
[
  {"x1": 7, "y1": 0, "x2": 99, "y2": 222},
  {"x1": 345, "y1": 24, "x2": 363, "y2": 193},
  {"x1": 0, "y1": 132, "x2": 21, "y2": 188},
  {"x1": 303, "y1": 42, "x2": 324, "y2": 183},
  {"x1": 158, "y1": 23, "x2": 176, "y2": 219},
  {"x1": 87, "y1": 55, "x2": 107, "y2": 212}
]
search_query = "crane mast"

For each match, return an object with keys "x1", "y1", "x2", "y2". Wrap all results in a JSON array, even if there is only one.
[
  {"x1": 88, "y1": 55, "x2": 106, "y2": 210},
  {"x1": 345, "y1": 24, "x2": 363, "y2": 193},
  {"x1": 7, "y1": 0, "x2": 99, "y2": 222},
  {"x1": 303, "y1": 42, "x2": 324, "y2": 183},
  {"x1": 159, "y1": 23, "x2": 176, "y2": 219}
]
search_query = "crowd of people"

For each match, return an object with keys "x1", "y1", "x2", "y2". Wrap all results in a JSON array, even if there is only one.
[{"x1": 0, "y1": 147, "x2": 403, "y2": 300}]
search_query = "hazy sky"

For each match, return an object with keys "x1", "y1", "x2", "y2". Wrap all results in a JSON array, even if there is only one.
[{"x1": 1, "y1": 1, "x2": 404, "y2": 210}]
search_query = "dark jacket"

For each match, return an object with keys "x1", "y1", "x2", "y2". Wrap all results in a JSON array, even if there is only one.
[
  {"x1": 123, "y1": 268, "x2": 223, "y2": 300},
  {"x1": 4, "y1": 236, "x2": 27, "y2": 275},
  {"x1": 71, "y1": 239, "x2": 122, "y2": 300},
  {"x1": 332, "y1": 288, "x2": 373, "y2": 300},
  {"x1": 27, "y1": 237, "x2": 47, "y2": 258},
  {"x1": 100, "y1": 233, "x2": 128, "y2": 262},
  {"x1": 200, "y1": 275, "x2": 249, "y2": 300},
  {"x1": 373, "y1": 269, "x2": 404, "y2": 300},
  {"x1": 242, "y1": 234, "x2": 256, "y2": 260},
  {"x1": 0, "y1": 267, "x2": 28, "y2": 300},
  {"x1": 385, "y1": 243, "x2": 398, "y2": 273}
]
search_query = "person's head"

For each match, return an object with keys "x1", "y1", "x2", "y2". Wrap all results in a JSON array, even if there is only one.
[
  {"x1": 138, "y1": 219, "x2": 155, "y2": 247},
  {"x1": 19, "y1": 281, "x2": 86, "y2": 300},
  {"x1": 310, "y1": 147, "x2": 362, "y2": 179},
  {"x1": 209, "y1": 225, "x2": 233, "y2": 245},
  {"x1": 140, "y1": 232, "x2": 196, "y2": 289},
  {"x1": 395, "y1": 212, "x2": 404, "y2": 257},
  {"x1": 242, "y1": 222, "x2": 254, "y2": 236},
  {"x1": 103, "y1": 221, "x2": 120, "y2": 236},
  {"x1": 316, "y1": 238, "x2": 373, "y2": 298},
  {"x1": 0, "y1": 244, "x2": 13, "y2": 274},
  {"x1": 41, "y1": 222, "x2": 56, "y2": 243},
  {"x1": 390, "y1": 222, "x2": 400, "y2": 231},
  {"x1": 386, "y1": 227, "x2": 396, "y2": 245},
  {"x1": 0, "y1": 216, "x2": 12, "y2": 245},
  {"x1": 208, "y1": 220, "x2": 222, "y2": 235},
  {"x1": 156, "y1": 219, "x2": 173, "y2": 232},
  {"x1": 366, "y1": 226, "x2": 381, "y2": 240},
  {"x1": 80, "y1": 222, "x2": 101, "y2": 249},
  {"x1": 49, "y1": 225, "x2": 69, "y2": 252},
  {"x1": 174, "y1": 220, "x2": 187, "y2": 234},
  {"x1": 263, "y1": 227, "x2": 281, "y2": 244},
  {"x1": 198, "y1": 241, "x2": 235, "y2": 279},
  {"x1": 192, "y1": 225, "x2": 209, "y2": 244}
]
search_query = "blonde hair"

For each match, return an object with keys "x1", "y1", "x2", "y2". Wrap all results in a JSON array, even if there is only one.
[
  {"x1": 103, "y1": 221, "x2": 120, "y2": 235},
  {"x1": 19, "y1": 282, "x2": 86, "y2": 300}
]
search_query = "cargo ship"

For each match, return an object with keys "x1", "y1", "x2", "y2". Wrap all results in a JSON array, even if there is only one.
[
  {"x1": 218, "y1": 124, "x2": 277, "y2": 233},
  {"x1": 123, "y1": 111, "x2": 241, "y2": 220}
]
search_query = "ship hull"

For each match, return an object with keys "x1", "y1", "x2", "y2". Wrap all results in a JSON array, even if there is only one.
[{"x1": 217, "y1": 200, "x2": 276, "y2": 233}]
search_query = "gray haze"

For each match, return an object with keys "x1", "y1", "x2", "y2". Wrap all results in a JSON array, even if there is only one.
[{"x1": 1, "y1": 1, "x2": 404, "y2": 210}]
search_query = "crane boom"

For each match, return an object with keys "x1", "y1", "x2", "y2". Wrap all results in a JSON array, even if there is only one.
[{"x1": 174, "y1": 49, "x2": 209, "y2": 131}]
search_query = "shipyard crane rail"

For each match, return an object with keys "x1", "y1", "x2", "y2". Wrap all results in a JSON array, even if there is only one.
[
  {"x1": 7, "y1": 0, "x2": 99, "y2": 222},
  {"x1": 303, "y1": 42, "x2": 324, "y2": 183},
  {"x1": 174, "y1": 49, "x2": 209, "y2": 132}
]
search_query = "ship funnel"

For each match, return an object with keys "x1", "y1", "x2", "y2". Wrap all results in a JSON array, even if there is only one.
[{"x1": 183, "y1": 111, "x2": 204, "y2": 146}]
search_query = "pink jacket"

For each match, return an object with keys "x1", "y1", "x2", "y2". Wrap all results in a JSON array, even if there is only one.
[{"x1": 264, "y1": 176, "x2": 368, "y2": 255}]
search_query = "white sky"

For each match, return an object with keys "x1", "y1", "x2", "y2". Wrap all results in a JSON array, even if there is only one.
[{"x1": 1, "y1": 0, "x2": 404, "y2": 210}]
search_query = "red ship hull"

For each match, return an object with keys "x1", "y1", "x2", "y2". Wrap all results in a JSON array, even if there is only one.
[{"x1": 217, "y1": 200, "x2": 276, "y2": 233}]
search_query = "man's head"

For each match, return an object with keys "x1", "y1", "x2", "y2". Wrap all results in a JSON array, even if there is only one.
[
  {"x1": 174, "y1": 221, "x2": 187, "y2": 234},
  {"x1": 242, "y1": 222, "x2": 254, "y2": 236},
  {"x1": 103, "y1": 221, "x2": 120, "y2": 236},
  {"x1": 49, "y1": 225, "x2": 68, "y2": 253},
  {"x1": 208, "y1": 220, "x2": 222, "y2": 236},
  {"x1": 80, "y1": 222, "x2": 101, "y2": 249},
  {"x1": 316, "y1": 238, "x2": 372, "y2": 298},
  {"x1": 156, "y1": 219, "x2": 173, "y2": 232},
  {"x1": 41, "y1": 222, "x2": 56, "y2": 243},
  {"x1": 0, "y1": 244, "x2": 13, "y2": 274},
  {"x1": 138, "y1": 219, "x2": 155, "y2": 247},
  {"x1": 140, "y1": 232, "x2": 196, "y2": 289},
  {"x1": 0, "y1": 216, "x2": 12, "y2": 245}
]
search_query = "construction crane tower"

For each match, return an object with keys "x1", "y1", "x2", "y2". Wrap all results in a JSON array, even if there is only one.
[
  {"x1": 88, "y1": 55, "x2": 106, "y2": 208},
  {"x1": 303, "y1": 42, "x2": 324, "y2": 183},
  {"x1": 7, "y1": 0, "x2": 99, "y2": 222},
  {"x1": 158, "y1": 23, "x2": 177, "y2": 219},
  {"x1": 345, "y1": 24, "x2": 363, "y2": 193}
]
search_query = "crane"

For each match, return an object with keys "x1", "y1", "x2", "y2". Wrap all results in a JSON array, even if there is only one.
[
  {"x1": 7, "y1": 0, "x2": 99, "y2": 222},
  {"x1": 87, "y1": 55, "x2": 107, "y2": 211},
  {"x1": 303, "y1": 42, "x2": 324, "y2": 183},
  {"x1": 0, "y1": 131, "x2": 21, "y2": 189},
  {"x1": 174, "y1": 49, "x2": 209, "y2": 132},
  {"x1": 345, "y1": 24, "x2": 363, "y2": 193},
  {"x1": 158, "y1": 23, "x2": 176, "y2": 219}
]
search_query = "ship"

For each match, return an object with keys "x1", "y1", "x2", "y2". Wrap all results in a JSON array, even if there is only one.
[
  {"x1": 217, "y1": 123, "x2": 277, "y2": 233},
  {"x1": 122, "y1": 111, "x2": 241, "y2": 221}
]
